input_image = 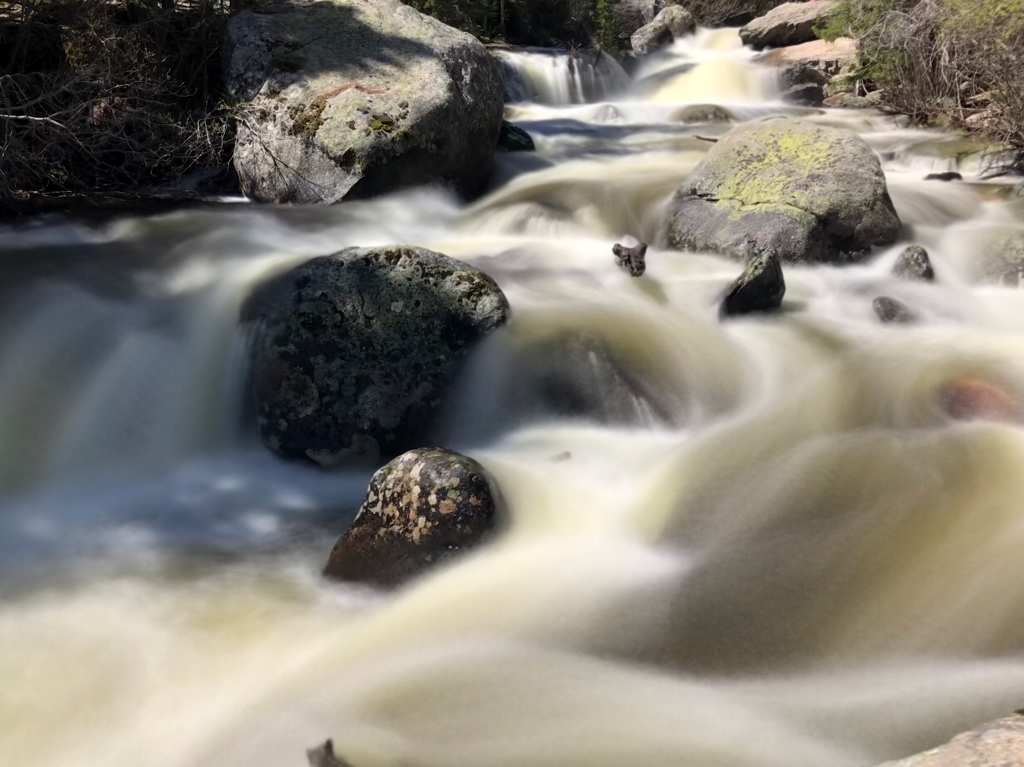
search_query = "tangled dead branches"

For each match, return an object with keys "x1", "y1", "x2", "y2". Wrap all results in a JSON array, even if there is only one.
[{"x1": 0, "y1": 1, "x2": 248, "y2": 214}]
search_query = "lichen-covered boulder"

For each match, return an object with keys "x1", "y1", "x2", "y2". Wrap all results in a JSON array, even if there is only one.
[
  {"x1": 242, "y1": 247, "x2": 510, "y2": 467},
  {"x1": 893, "y1": 245, "x2": 935, "y2": 281},
  {"x1": 740, "y1": 1, "x2": 837, "y2": 49},
  {"x1": 666, "y1": 119, "x2": 901, "y2": 263},
  {"x1": 631, "y1": 6, "x2": 696, "y2": 55},
  {"x1": 875, "y1": 713, "x2": 1024, "y2": 767},
  {"x1": 225, "y1": 0, "x2": 504, "y2": 204},
  {"x1": 323, "y1": 448, "x2": 500, "y2": 586},
  {"x1": 720, "y1": 252, "x2": 786, "y2": 317}
]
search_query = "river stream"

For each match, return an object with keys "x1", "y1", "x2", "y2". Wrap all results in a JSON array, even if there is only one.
[{"x1": 2, "y1": 27, "x2": 1024, "y2": 767}]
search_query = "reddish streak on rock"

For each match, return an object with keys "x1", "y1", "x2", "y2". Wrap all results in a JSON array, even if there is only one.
[{"x1": 937, "y1": 379, "x2": 1021, "y2": 423}]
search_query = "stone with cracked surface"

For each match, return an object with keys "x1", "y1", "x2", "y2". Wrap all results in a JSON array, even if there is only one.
[
  {"x1": 225, "y1": 0, "x2": 504, "y2": 204},
  {"x1": 666, "y1": 118, "x2": 901, "y2": 263},
  {"x1": 740, "y1": 1, "x2": 837, "y2": 49},
  {"x1": 242, "y1": 246, "x2": 510, "y2": 467},
  {"x1": 631, "y1": 5, "x2": 696, "y2": 55},
  {"x1": 323, "y1": 447, "x2": 500, "y2": 586}
]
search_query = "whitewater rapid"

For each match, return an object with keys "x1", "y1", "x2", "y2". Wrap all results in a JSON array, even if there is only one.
[{"x1": 2, "y1": 26, "x2": 1024, "y2": 767}]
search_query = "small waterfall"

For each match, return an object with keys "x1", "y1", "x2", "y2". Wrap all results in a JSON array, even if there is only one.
[{"x1": 494, "y1": 48, "x2": 630, "y2": 105}]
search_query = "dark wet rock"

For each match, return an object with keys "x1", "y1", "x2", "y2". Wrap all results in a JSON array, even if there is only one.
[
  {"x1": 875, "y1": 713, "x2": 1024, "y2": 767},
  {"x1": 307, "y1": 740, "x2": 354, "y2": 767},
  {"x1": 631, "y1": 5, "x2": 696, "y2": 55},
  {"x1": 243, "y1": 246, "x2": 510, "y2": 467},
  {"x1": 721, "y1": 252, "x2": 786, "y2": 317},
  {"x1": 925, "y1": 171, "x2": 962, "y2": 182},
  {"x1": 225, "y1": 0, "x2": 504, "y2": 204},
  {"x1": 498, "y1": 121, "x2": 535, "y2": 152},
  {"x1": 613, "y1": 241, "x2": 648, "y2": 276},
  {"x1": 740, "y1": 1, "x2": 837, "y2": 50},
  {"x1": 670, "y1": 104, "x2": 734, "y2": 124},
  {"x1": 873, "y1": 296, "x2": 916, "y2": 324},
  {"x1": 779, "y1": 62, "x2": 827, "y2": 105},
  {"x1": 666, "y1": 119, "x2": 901, "y2": 264},
  {"x1": 323, "y1": 447, "x2": 500, "y2": 586},
  {"x1": 893, "y1": 245, "x2": 935, "y2": 282}
]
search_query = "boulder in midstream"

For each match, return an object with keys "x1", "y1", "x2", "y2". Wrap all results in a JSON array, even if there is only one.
[
  {"x1": 323, "y1": 447, "x2": 500, "y2": 586},
  {"x1": 893, "y1": 245, "x2": 935, "y2": 282},
  {"x1": 720, "y1": 252, "x2": 786, "y2": 317},
  {"x1": 666, "y1": 118, "x2": 901, "y2": 264},
  {"x1": 242, "y1": 246, "x2": 510, "y2": 467}
]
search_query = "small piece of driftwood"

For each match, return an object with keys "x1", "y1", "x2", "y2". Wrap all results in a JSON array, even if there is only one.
[{"x1": 613, "y1": 241, "x2": 648, "y2": 277}]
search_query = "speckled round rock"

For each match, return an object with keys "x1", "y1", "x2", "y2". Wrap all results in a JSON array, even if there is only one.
[
  {"x1": 242, "y1": 246, "x2": 510, "y2": 467},
  {"x1": 323, "y1": 447, "x2": 500, "y2": 586},
  {"x1": 893, "y1": 245, "x2": 934, "y2": 282}
]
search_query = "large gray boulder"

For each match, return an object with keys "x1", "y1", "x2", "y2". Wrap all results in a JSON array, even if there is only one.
[
  {"x1": 323, "y1": 447, "x2": 500, "y2": 586},
  {"x1": 666, "y1": 119, "x2": 901, "y2": 263},
  {"x1": 740, "y1": 1, "x2": 837, "y2": 49},
  {"x1": 242, "y1": 247, "x2": 510, "y2": 467},
  {"x1": 631, "y1": 6, "x2": 696, "y2": 55},
  {"x1": 225, "y1": 0, "x2": 504, "y2": 204},
  {"x1": 875, "y1": 713, "x2": 1024, "y2": 767}
]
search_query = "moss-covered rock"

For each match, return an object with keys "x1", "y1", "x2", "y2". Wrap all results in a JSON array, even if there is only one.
[
  {"x1": 242, "y1": 246, "x2": 510, "y2": 467},
  {"x1": 323, "y1": 447, "x2": 500, "y2": 586},
  {"x1": 666, "y1": 118, "x2": 901, "y2": 263},
  {"x1": 225, "y1": 0, "x2": 504, "y2": 204}
]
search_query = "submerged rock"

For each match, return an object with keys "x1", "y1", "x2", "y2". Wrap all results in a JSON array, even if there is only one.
[
  {"x1": 631, "y1": 5, "x2": 696, "y2": 54},
  {"x1": 873, "y1": 296, "x2": 915, "y2": 324},
  {"x1": 242, "y1": 246, "x2": 510, "y2": 467},
  {"x1": 323, "y1": 447, "x2": 500, "y2": 586},
  {"x1": 670, "y1": 104, "x2": 734, "y2": 124},
  {"x1": 498, "y1": 120, "x2": 535, "y2": 152},
  {"x1": 893, "y1": 245, "x2": 935, "y2": 282},
  {"x1": 924, "y1": 171, "x2": 962, "y2": 182},
  {"x1": 225, "y1": 0, "x2": 504, "y2": 204},
  {"x1": 307, "y1": 740, "x2": 354, "y2": 767},
  {"x1": 875, "y1": 713, "x2": 1024, "y2": 767},
  {"x1": 666, "y1": 118, "x2": 901, "y2": 263},
  {"x1": 721, "y1": 252, "x2": 786, "y2": 317},
  {"x1": 937, "y1": 380, "x2": 1021, "y2": 423},
  {"x1": 740, "y1": 1, "x2": 837, "y2": 49},
  {"x1": 613, "y1": 241, "x2": 648, "y2": 276},
  {"x1": 980, "y1": 233, "x2": 1024, "y2": 286}
]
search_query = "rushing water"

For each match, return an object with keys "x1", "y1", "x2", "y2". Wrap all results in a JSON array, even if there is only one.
[{"x1": 3, "y1": 27, "x2": 1024, "y2": 767}]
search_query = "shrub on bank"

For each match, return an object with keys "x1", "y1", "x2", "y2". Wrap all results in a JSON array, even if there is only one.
[
  {"x1": 0, "y1": 0, "x2": 241, "y2": 214},
  {"x1": 821, "y1": 0, "x2": 1024, "y2": 168}
]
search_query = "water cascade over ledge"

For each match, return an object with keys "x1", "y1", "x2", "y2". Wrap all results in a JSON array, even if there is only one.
[{"x1": 2, "y1": 26, "x2": 1024, "y2": 767}]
